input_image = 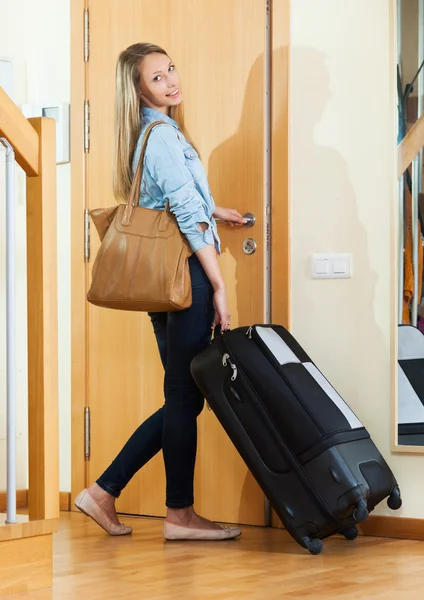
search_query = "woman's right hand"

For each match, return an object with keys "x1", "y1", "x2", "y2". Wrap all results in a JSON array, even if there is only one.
[{"x1": 212, "y1": 286, "x2": 231, "y2": 332}]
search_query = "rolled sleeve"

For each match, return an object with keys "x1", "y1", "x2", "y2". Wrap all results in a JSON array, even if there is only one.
[{"x1": 145, "y1": 125, "x2": 214, "y2": 252}]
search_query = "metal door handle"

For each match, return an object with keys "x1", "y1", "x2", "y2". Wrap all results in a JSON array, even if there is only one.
[{"x1": 215, "y1": 212, "x2": 256, "y2": 228}]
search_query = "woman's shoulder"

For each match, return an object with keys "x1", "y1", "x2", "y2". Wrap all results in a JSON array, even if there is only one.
[
  {"x1": 146, "y1": 121, "x2": 182, "y2": 144},
  {"x1": 143, "y1": 122, "x2": 186, "y2": 159},
  {"x1": 133, "y1": 122, "x2": 177, "y2": 171}
]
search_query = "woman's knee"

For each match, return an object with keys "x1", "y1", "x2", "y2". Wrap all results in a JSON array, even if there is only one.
[{"x1": 164, "y1": 375, "x2": 205, "y2": 417}]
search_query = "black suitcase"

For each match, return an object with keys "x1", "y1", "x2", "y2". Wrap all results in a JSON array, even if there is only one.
[{"x1": 191, "y1": 324, "x2": 402, "y2": 554}]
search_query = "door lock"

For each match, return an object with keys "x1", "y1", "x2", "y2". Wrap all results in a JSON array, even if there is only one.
[{"x1": 243, "y1": 238, "x2": 257, "y2": 255}]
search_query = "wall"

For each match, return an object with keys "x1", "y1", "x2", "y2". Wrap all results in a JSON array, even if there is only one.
[
  {"x1": 0, "y1": 0, "x2": 71, "y2": 492},
  {"x1": 290, "y1": 0, "x2": 424, "y2": 518}
]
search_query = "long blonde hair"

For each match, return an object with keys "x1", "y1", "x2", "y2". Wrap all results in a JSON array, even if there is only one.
[{"x1": 113, "y1": 42, "x2": 197, "y2": 202}]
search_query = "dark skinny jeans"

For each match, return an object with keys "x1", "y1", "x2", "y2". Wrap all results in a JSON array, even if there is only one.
[{"x1": 97, "y1": 254, "x2": 214, "y2": 508}]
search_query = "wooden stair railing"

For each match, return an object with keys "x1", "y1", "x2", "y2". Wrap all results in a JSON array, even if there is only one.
[
  {"x1": 0, "y1": 88, "x2": 39, "y2": 175},
  {"x1": 0, "y1": 87, "x2": 58, "y2": 595}
]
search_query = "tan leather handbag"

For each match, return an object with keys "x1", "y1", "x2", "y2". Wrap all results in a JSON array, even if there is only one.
[{"x1": 87, "y1": 121, "x2": 193, "y2": 312}]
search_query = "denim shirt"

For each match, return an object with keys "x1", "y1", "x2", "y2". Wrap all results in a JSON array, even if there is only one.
[{"x1": 132, "y1": 107, "x2": 221, "y2": 254}]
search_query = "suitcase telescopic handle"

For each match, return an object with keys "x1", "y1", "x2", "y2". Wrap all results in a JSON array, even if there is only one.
[{"x1": 213, "y1": 325, "x2": 230, "y2": 339}]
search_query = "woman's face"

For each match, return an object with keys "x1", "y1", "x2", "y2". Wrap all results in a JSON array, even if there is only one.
[{"x1": 139, "y1": 52, "x2": 182, "y2": 113}]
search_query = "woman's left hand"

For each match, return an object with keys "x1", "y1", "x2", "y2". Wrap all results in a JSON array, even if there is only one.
[{"x1": 213, "y1": 206, "x2": 248, "y2": 227}]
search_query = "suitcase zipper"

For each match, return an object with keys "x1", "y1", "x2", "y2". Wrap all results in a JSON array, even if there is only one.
[{"x1": 222, "y1": 353, "x2": 238, "y2": 381}]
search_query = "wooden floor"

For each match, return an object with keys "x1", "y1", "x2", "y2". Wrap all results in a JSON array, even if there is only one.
[{"x1": 9, "y1": 512, "x2": 424, "y2": 599}]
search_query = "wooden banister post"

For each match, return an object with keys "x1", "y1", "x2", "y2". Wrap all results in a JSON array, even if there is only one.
[{"x1": 26, "y1": 117, "x2": 59, "y2": 521}]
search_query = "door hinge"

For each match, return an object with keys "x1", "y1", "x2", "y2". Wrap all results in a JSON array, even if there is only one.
[
  {"x1": 84, "y1": 208, "x2": 90, "y2": 262},
  {"x1": 84, "y1": 99, "x2": 90, "y2": 153},
  {"x1": 84, "y1": 9, "x2": 89, "y2": 62},
  {"x1": 84, "y1": 406, "x2": 91, "y2": 460}
]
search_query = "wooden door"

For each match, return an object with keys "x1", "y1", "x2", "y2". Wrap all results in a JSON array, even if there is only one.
[{"x1": 75, "y1": 0, "x2": 278, "y2": 526}]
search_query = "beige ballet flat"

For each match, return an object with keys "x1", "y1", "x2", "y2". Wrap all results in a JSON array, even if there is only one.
[
  {"x1": 163, "y1": 520, "x2": 242, "y2": 541},
  {"x1": 74, "y1": 489, "x2": 132, "y2": 536}
]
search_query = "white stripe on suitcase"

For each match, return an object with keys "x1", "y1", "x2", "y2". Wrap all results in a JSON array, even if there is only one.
[
  {"x1": 256, "y1": 326, "x2": 363, "y2": 430},
  {"x1": 303, "y1": 363, "x2": 363, "y2": 430},
  {"x1": 256, "y1": 327, "x2": 301, "y2": 365}
]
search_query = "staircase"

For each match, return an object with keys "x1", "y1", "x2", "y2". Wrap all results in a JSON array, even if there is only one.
[{"x1": 0, "y1": 87, "x2": 59, "y2": 595}]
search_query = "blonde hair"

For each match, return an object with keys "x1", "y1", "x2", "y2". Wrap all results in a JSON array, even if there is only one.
[{"x1": 113, "y1": 42, "x2": 198, "y2": 202}]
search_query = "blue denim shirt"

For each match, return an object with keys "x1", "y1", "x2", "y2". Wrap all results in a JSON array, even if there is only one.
[{"x1": 132, "y1": 107, "x2": 221, "y2": 254}]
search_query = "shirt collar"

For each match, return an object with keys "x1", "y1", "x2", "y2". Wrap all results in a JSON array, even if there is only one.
[{"x1": 141, "y1": 107, "x2": 179, "y2": 129}]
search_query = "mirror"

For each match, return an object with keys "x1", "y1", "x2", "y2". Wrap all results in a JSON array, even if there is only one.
[{"x1": 397, "y1": 0, "x2": 424, "y2": 447}]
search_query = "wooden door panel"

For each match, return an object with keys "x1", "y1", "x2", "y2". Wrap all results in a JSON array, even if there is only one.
[{"x1": 87, "y1": 0, "x2": 266, "y2": 524}]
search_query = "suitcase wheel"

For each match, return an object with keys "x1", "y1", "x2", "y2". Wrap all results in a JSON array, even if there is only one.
[
  {"x1": 302, "y1": 537, "x2": 323, "y2": 555},
  {"x1": 353, "y1": 499, "x2": 369, "y2": 523},
  {"x1": 340, "y1": 526, "x2": 358, "y2": 541},
  {"x1": 387, "y1": 486, "x2": 402, "y2": 510}
]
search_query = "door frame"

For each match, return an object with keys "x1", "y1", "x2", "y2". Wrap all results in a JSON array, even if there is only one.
[{"x1": 70, "y1": 0, "x2": 290, "y2": 508}]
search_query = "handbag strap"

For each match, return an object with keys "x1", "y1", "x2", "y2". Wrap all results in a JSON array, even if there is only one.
[{"x1": 122, "y1": 120, "x2": 167, "y2": 226}]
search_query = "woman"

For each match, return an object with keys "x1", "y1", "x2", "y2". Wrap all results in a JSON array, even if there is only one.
[{"x1": 75, "y1": 43, "x2": 247, "y2": 541}]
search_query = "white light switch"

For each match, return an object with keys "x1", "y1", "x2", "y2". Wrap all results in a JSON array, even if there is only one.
[
  {"x1": 315, "y1": 259, "x2": 329, "y2": 275},
  {"x1": 312, "y1": 253, "x2": 352, "y2": 279},
  {"x1": 333, "y1": 258, "x2": 347, "y2": 274}
]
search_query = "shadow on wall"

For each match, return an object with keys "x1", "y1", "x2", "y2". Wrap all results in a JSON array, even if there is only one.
[
  {"x1": 289, "y1": 46, "x2": 387, "y2": 439},
  {"x1": 208, "y1": 45, "x2": 388, "y2": 522},
  {"x1": 203, "y1": 46, "x2": 389, "y2": 523}
]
